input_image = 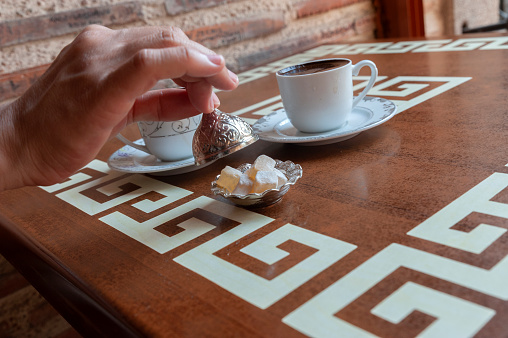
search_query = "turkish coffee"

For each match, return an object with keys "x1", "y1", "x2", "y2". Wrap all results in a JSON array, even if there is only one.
[{"x1": 277, "y1": 59, "x2": 349, "y2": 76}]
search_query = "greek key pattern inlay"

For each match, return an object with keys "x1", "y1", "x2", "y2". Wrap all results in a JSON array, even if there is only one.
[{"x1": 40, "y1": 157, "x2": 508, "y2": 337}]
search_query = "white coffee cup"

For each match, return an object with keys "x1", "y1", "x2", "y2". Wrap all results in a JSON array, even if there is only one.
[
  {"x1": 116, "y1": 115, "x2": 202, "y2": 162},
  {"x1": 276, "y1": 58, "x2": 377, "y2": 133}
]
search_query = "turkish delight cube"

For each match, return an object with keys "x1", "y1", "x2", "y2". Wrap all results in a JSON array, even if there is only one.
[
  {"x1": 247, "y1": 155, "x2": 276, "y2": 180},
  {"x1": 232, "y1": 174, "x2": 254, "y2": 195},
  {"x1": 273, "y1": 168, "x2": 288, "y2": 187},
  {"x1": 251, "y1": 170, "x2": 278, "y2": 194},
  {"x1": 216, "y1": 166, "x2": 242, "y2": 193}
]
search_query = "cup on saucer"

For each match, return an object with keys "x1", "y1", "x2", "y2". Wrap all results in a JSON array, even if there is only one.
[
  {"x1": 276, "y1": 58, "x2": 378, "y2": 133},
  {"x1": 116, "y1": 115, "x2": 202, "y2": 162}
]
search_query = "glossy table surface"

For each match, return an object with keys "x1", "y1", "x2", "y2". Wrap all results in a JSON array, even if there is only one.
[{"x1": 1, "y1": 33, "x2": 508, "y2": 337}]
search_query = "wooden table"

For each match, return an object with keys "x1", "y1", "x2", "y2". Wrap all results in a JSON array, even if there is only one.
[{"x1": 1, "y1": 33, "x2": 508, "y2": 337}]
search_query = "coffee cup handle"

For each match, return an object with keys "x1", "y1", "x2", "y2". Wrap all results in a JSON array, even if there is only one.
[
  {"x1": 116, "y1": 133, "x2": 151, "y2": 154},
  {"x1": 352, "y1": 60, "x2": 378, "y2": 108}
]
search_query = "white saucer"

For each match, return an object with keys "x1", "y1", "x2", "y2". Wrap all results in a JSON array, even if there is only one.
[
  {"x1": 108, "y1": 139, "x2": 214, "y2": 175},
  {"x1": 252, "y1": 96, "x2": 397, "y2": 146}
]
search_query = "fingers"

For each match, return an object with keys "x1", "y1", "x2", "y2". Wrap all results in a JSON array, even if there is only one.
[
  {"x1": 127, "y1": 87, "x2": 220, "y2": 131},
  {"x1": 144, "y1": 46, "x2": 223, "y2": 79},
  {"x1": 115, "y1": 26, "x2": 239, "y2": 92},
  {"x1": 178, "y1": 68, "x2": 239, "y2": 91},
  {"x1": 129, "y1": 88, "x2": 201, "y2": 122},
  {"x1": 105, "y1": 46, "x2": 236, "y2": 111},
  {"x1": 119, "y1": 26, "x2": 214, "y2": 57},
  {"x1": 186, "y1": 81, "x2": 220, "y2": 113}
]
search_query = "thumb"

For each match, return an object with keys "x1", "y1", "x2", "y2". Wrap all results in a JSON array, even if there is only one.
[{"x1": 130, "y1": 88, "x2": 201, "y2": 122}]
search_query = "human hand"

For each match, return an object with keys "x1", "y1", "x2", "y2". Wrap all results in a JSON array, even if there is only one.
[{"x1": 0, "y1": 25, "x2": 239, "y2": 190}]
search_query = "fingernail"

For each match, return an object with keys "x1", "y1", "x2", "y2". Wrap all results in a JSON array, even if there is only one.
[
  {"x1": 212, "y1": 92, "x2": 220, "y2": 107},
  {"x1": 206, "y1": 54, "x2": 224, "y2": 66},
  {"x1": 228, "y1": 70, "x2": 239, "y2": 84},
  {"x1": 209, "y1": 93, "x2": 220, "y2": 112}
]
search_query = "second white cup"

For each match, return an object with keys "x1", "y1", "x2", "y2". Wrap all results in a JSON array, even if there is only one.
[
  {"x1": 117, "y1": 115, "x2": 202, "y2": 162},
  {"x1": 276, "y1": 58, "x2": 378, "y2": 133}
]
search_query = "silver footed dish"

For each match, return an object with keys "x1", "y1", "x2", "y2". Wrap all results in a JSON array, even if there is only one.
[{"x1": 211, "y1": 160, "x2": 303, "y2": 208}]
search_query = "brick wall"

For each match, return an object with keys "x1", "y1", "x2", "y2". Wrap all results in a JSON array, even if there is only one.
[{"x1": 0, "y1": 0, "x2": 376, "y2": 103}]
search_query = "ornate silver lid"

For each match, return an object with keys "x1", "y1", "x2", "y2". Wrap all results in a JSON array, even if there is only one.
[{"x1": 192, "y1": 109, "x2": 259, "y2": 166}]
